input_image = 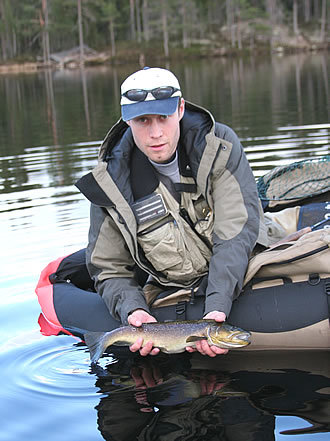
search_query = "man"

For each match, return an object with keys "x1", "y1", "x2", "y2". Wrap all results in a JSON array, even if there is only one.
[{"x1": 77, "y1": 67, "x2": 260, "y2": 357}]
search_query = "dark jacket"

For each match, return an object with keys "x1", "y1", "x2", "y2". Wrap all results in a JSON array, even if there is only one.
[{"x1": 76, "y1": 101, "x2": 260, "y2": 324}]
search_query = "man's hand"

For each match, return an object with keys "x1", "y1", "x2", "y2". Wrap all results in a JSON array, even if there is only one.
[
  {"x1": 131, "y1": 361, "x2": 163, "y2": 388},
  {"x1": 128, "y1": 309, "x2": 157, "y2": 327},
  {"x1": 127, "y1": 309, "x2": 160, "y2": 356},
  {"x1": 189, "y1": 370, "x2": 228, "y2": 395},
  {"x1": 186, "y1": 310, "x2": 228, "y2": 357},
  {"x1": 204, "y1": 311, "x2": 226, "y2": 322}
]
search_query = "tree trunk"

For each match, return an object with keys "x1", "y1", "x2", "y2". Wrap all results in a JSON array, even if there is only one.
[
  {"x1": 226, "y1": 0, "x2": 235, "y2": 47},
  {"x1": 313, "y1": 0, "x2": 320, "y2": 19},
  {"x1": 304, "y1": 0, "x2": 311, "y2": 22},
  {"x1": 161, "y1": 0, "x2": 169, "y2": 58},
  {"x1": 42, "y1": 0, "x2": 50, "y2": 65},
  {"x1": 266, "y1": 0, "x2": 277, "y2": 48},
  {"x1": 236, "y1": 4, "x2": 242, "y2": 49},
  {"x1": 320, "y1": 0, "x2": 326, "y2": 41},
  {"x1": 109, "y1": 18, "x2": 116, "y2": 57},
  {"x1": 0, "y1": 0, "x2": 7, "y2": 60},
  {"x1": 77, "y1": 0, "x2": 84, "y2": 65},
  {"x1": 130, "y1": 0, "x2": 136, "y2": 40},
  {"x1": 135, "y1": 0, "x2": 142, "y2": 43},
  {"x1": 142, "y1": 0, "x2": 149, "y2": 42},
  {"x1": 0, "y1": 0, "x2": 12, "y2": 60},
  {"x1": 12, "y1": 28, "x2": 16, "y2": 57},
  {"x1": 182, "y1": 0, "x2": 188, "y2": 49},
  {"x1": 293, "y1": 0, "x2": 299, "y2": 35}
]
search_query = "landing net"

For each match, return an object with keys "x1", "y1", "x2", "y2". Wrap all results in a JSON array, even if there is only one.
[{"x1": 257, "y1": 156, "x2": 330, "y2": 203}]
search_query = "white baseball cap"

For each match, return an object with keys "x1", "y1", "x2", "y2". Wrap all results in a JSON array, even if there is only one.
[{"x1": 120, "y1": 67, "x2": 182, "y2": 121}]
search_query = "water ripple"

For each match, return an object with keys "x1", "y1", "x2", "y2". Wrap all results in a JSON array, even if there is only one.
[{"x1": 0, "y1": 333, "x2": 102, "y2": 401}]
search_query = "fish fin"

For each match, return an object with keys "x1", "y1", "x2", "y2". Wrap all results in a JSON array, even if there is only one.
[
  {"x1": 186, "y1": 336, "x2": 207, "y2": 343},
  {"x1": 84, "y1": 332, "x2": 108, "y2": 364},
  {"x1": 112, "y1": 340, "x2": 129, "y2": 346}
]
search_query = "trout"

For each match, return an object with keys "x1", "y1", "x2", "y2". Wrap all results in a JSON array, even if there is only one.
[{"x1": 84, "y1": 320, "x2": 251, "y2": 363}]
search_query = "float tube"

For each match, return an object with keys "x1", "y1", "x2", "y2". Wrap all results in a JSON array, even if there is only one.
[
  {"x1": 36, "y1": 246, "x2": 330, "y2": 351},
  {"x1": 36, "y1": 230, "x2": 330, "y2": 351},
  {"x1": 36, "y1": 156, "x2": 330, "y2": 351}
]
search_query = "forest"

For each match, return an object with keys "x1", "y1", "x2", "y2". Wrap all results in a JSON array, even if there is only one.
[{"x1": 0, "y1": 0, "x2": 328, "y2": 64}]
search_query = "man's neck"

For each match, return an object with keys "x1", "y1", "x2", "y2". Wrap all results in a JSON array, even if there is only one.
[{"x1": 149, "y1": 150, "x2": 180, "y2": 184}]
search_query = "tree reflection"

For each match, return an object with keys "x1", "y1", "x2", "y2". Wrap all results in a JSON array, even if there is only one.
[{"x1": 0, "y1": 53, "x2": 329, "y2": 197}]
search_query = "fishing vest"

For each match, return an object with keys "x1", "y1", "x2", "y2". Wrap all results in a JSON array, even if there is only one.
[{"x1": 135, "y1": 174, "x2": 213, "y2": 286}]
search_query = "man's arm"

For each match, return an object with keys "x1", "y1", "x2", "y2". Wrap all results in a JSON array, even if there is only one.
[
  {"x1": 188, "y1": 131, "x2": 258, "y2": 357},
  {"x1": 205, "y1": 124, "x2": 260, "y2": 318},
  {"x1": 87, "y1": 205, "x2": 163, "y2": 357},
  {"x1": 86, "y1": 203, "x2": 150, "y2": 324}
]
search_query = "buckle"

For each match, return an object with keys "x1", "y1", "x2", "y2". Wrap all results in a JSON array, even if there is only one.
[
  {"x1": 325, "y1": 280, "x2": 330, "y2": 296},
  {"x1": 176, "y1": 301, "x2": 186, "y2": 317},
  {"x1": 308, "y1": 273, "x2": 321, "y2": 286}
]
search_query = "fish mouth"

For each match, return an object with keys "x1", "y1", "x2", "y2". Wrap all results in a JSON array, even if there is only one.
[
  {"x1": 236, "y1": 332, "x2": 251, "y2": 341},
  {"x1": 211, "y1": 334, "x2": 251, "y2": 348},
  {"x1": 223, "y1": 332, "x2": 251, "y2": 347},
  {"x1": 208, "y1": 326, "x2": 251, "y2": 348}
]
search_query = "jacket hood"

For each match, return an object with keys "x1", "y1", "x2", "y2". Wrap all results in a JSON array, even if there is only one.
[
  {"x1": 98, "y1": 101, "x2": 215, "y2": 163},
  {"x1": 76, "y1": 101, "x2": 218, "y2": 208}
]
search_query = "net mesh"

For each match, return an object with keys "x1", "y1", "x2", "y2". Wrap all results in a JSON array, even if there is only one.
[{"x1": 257, "y1": 156, "x2": 330, "y2": 202}]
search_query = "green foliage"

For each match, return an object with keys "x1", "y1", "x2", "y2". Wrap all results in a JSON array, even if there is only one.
[{"x1": 0, "y1": 0, "x2": 326, "y2": 62}]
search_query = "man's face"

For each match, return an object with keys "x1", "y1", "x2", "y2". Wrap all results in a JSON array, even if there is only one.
[{"x1": 127, "y1": 99, "x2": 185, "y2": 163}]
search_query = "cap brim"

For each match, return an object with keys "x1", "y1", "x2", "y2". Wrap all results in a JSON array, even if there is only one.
[{"x1": 121, "y1": 97, "x2": 179, "y2": 122}]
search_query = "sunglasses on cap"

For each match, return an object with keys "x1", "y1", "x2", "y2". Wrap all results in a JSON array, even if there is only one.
[{"x1": 122, "y1": 86, "x2": 180, "y2": 102}]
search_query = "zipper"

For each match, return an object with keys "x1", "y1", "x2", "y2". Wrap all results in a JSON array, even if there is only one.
[
  {"x1": 204, "y1": 145, "x2": 221, "y2": 207},
  {"x1": 113, "y1": 206, "x2": 157, "y2": 276},
  {"x1": 264, "y1": 245, "x2": 329, "y2": 267},
  {"x1": 180, "y1": 207, "x2": 212, "y2": 250}
]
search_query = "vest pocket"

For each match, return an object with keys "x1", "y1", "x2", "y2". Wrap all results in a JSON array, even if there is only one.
[
  {"x1": 138, "y1": 217, "x2": 183, "y2": 272},
  {"x1": 137, "y1": 214, "x2": 210, "y2": 281}
]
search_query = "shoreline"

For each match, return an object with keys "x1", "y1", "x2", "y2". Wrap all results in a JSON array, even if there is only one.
[{"x1": 0, "y1": 41, "x2": 328, "y2": 75}]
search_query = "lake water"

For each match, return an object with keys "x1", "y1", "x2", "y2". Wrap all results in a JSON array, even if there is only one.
[{"x1": 0, "y1": 52, "x2": 329, "y2": 440}]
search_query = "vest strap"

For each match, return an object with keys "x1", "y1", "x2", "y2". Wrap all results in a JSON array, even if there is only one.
[{"x1": 174, "y1": 183, "x2": 197, "y2": 193}]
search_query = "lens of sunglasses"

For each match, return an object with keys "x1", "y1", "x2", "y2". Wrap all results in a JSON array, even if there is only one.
[
  {"x1": 124, "y1": 89, "x2": 148, "y2": 102},
  {"x1": 152, "y1": 87, "x2": 178, "y2": 100},
  {"x1": 123, "y1": 86, "x2": 179, "y2": 102}
]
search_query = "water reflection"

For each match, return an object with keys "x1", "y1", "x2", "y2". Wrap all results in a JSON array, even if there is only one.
[
  {"x1": 0, "y1": 53, "x2": 329, "y2": 441},
  {"x1": 0, "y1": 54, "x2": 329, "y2": 199},
  {"x1": 0, "y1": 53, "x2": 329, "y2": 156},
  {"x1": 44, "y1": 69, "x2": 58, "y2": 146},
  {"x1": 2, "y1": 328, "x2": 327, "y2": 440},
  {"x1": 243, "y1": 123, "x2": 330, "y2": 177},
  {"x1": 93, "y1": 351, "x2": 330, "y2": 441},
  {"x1": 0, "y1": 53, "x2": 329, "y2": 197}
]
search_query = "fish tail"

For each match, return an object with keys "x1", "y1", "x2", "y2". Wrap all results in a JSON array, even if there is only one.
[{"x1": 84, "y1": 332, "x2": 108, "y2": 364}]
